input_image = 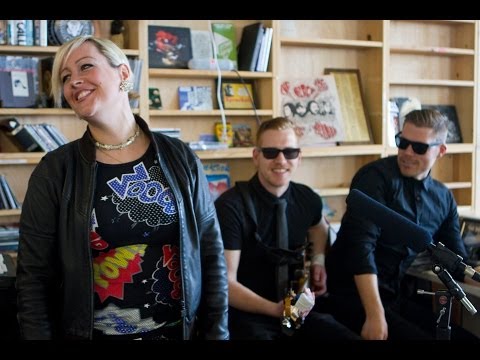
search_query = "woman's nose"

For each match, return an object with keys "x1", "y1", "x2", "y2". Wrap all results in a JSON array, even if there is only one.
[{"x1": 69, "y1": 75, "x2": 83, "y2": 87}]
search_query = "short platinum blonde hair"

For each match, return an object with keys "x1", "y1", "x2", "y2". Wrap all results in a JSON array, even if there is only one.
[
  {"x1": 404, "y1": 109, "x2": 449, "y2": 143},
  {"x1": 51, "y1": 35, "x2": 132, "y2": 107}
]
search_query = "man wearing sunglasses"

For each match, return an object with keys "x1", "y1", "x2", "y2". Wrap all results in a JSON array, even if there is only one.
[
  {"x1": 214, "y1": 117, "x2": 359, "y2": 340},
  {"x1": 325, "y1": 109, "x2": 479, "y2": 340}
]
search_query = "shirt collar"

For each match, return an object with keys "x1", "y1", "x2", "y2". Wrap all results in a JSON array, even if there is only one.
[{"x1": 250, "y1": 173, "x2": 291, "y2": 205}]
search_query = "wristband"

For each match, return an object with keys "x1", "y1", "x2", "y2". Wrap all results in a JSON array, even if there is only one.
[{"x1": 311, "y1": 253, "x2": 325, "y2": 267}]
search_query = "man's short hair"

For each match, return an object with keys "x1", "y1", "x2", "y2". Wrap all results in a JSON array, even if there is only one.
[
  {"x1": 404, "y1": 109, "x2": 448, "y2": 142},
  {"x1": 256, "y1": 117, "x2": 296, "y2": 146}
]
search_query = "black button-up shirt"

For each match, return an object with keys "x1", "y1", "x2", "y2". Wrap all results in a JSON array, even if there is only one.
[{"x1": 326, "y1": 156, "x2": 468, "y2": 299}]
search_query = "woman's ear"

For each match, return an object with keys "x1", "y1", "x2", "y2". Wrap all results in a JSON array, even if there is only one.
[{"x1": 119, "y1": 63, "x2": 131, "y2": 82}]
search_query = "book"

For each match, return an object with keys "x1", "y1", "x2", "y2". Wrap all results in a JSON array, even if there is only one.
[
  {"x1": 148, "y1": 25, "x2": 192, "y2": 69},
  {"x1": 388, "y1": 100, "x2": 400, "y2": 147},
  {"x1": 232, "y1": 124, "x2": 254, "y2": 147},
  {"x1": 219, "y1": 80, "x2": 255, "y2": 110},
  {"x1": 31, "y1": 124, "x2": 58, "y2": 151},
  {"x1": 149, "y1": 87, "x2": 162, "y2": 109},
  {"x1": 215, "y1": 122, "x2": 233, "y2": 147},
  {"x1": 43, "y1": 124, "x2": 68, "y2": 147},
  {"x1": 34, "y1": 20, "x2": 48, "y2": 47},
  {"x1": 256, "y1": 27, "x2": 273, "y2": 72},
  {"x1": 391, "y1": 96, "x2": 421, "y2": 129},
  {"x1": 211, "y1": 23, "x2": 238, "y2": 70},
  {"x1": 178, "y1": 86, "x2": 212, "y2": 111},
  {"x1": 0, "y1": 20, "x2": 7, "y2": 45},
  {"x1": 190, "y1": 30, "x2": 214, "y2": 60},
  {"x1": 203, "y1": 163, "x2": 231, "y2": 201},
  {"x1": 38, "y1": 56, "x2": 54, "y2": 108},
  {"x1": 237, "y1": 22, "x2": 264, "y2": 72},
  {"x1": 0, "y1": 178, "x2": 8, "y2": 209},
  {"x1": 24, "y1": 124, "x2": 50, "y2": 152},
  {"x1": 0, "y1": 56, "x2": 38, "y2": 108},
  {"x1": 0, "y1": 117, "x2": 42, "y2": 152},
  {"x1": 0, "y1": 175, "x2": 19, "y2": 209}
]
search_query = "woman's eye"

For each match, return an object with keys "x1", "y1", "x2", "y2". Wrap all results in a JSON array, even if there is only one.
[
  {"x1": 81, "y1": 63, "x2": 93, "y2": 71},
  {"x1": 62, "y1": 74, "x2": 70, "y2": 83}
]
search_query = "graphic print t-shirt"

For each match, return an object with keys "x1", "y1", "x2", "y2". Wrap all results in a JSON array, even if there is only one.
[{"x1": 91, "y1": 146, "x2": 181, "y2": 338}]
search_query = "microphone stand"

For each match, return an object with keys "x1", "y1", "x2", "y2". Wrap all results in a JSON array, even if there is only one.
[{"x1": 418, "y1": 264, "x2": 476, "y2": 340}]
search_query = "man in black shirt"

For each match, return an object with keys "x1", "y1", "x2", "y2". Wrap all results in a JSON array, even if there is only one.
[
  {"x1": 326, "y1": 109, "x2": 479, "y2": 340},
  {"x1": 215, "y1": 117, "x2": 359, "y2": 340}
]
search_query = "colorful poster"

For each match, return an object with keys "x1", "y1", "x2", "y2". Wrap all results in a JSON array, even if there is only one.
[{"x1": 280, "y1": 76, "x2": 345, "y2": 146}]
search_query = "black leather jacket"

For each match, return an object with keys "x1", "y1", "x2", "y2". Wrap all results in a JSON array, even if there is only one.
[{"x1": 16, "y1": 116, "x2": 229, "y2": 340}]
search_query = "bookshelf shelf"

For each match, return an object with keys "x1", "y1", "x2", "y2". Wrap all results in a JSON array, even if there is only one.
[
  {"x1": 314, "y1": 188, "x2": 350, "y2": 197},
  {"x1": 149, "y1": 109, "x2": 272, "y2": 117},
  {"x1": 196, "y1": 148, "x2": 253, "y2": 160},
  {"x1": 406, "y1": 20, "x2": 476, "y2": 25},
  {"x1": 301, "y1": 145, "x2": 383, "y2": 157},
  {"x1": 385, "y1": 143, "x2": 475, "y2": 156},
  {"x1": 0, "y1": 45, "x2": 139, "y2": 56},
  {"x1": 389, "y1": 80, "x2": 474, "y2": 87},
  {"x1": 0, "y1": 153, "x2": 43, "y2": 165},
  {"x1": 194, "y1": 144, "x2": 385, "y2": 161},
  {"x1": 0, "y1": 108, "x2": 75, "y2": 116},
  {"x1": 149, "y1": 68, "x2": 273, "y2": 79},
  {"x1": 390, "y1": 46, "x2": 475, "y2": 56},
  {"x1": 0, "y1": 209, "x2": 21, "y2": 216},
  {"x1": 444, "y1": 182, "x2": 473, "y2": 190},
  {"x1": 280, "y1": 38, "x2": 383, "y2": 49}
]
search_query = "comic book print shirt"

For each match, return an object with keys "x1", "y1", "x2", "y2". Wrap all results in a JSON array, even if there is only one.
[{"x1": 91, "y1": 145, "x2": 181, "y2": 339}]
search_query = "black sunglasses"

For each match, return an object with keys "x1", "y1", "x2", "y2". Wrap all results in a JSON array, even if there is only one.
[
  {"x1": 259, "y1": 147, "x2": 301, "y2": 160},
  {"x1": 395, "y1": 133, "x2": 441, "y2": 155}
]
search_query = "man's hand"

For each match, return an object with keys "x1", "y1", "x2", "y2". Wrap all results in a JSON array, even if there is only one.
[
  {"x1": 361, "y1": 314, "x2": 388, "y2": 340},
  {"x1": 296, "y1": 287, "x2": 315, "y2": 319},
  {"x1": 310, "y1": 264, "x2": 327, "y2": 296}
]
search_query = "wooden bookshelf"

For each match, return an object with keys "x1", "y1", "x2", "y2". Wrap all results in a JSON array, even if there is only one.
[{"x1": 0, "y1": 19, "x2": 477, "y2": 225}]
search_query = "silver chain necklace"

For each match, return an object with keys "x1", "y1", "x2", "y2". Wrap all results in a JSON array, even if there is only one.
[{"x1": 94, "y1": 124, "x2": 140, "y2": 151}]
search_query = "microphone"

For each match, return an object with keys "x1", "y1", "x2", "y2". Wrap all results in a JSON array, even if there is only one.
[
  {"x1": 347, "y1": 188, "x2": 431, "y2": 252},
  {"x1": 347, "y1": 189, "x2": 480, "y2": 282},
  {"x1": 429, "y1": 242, "x2": 480, "y2": 283}
]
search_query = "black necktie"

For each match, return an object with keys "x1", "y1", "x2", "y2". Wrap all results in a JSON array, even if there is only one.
[{"x1": 276, "y1": 198, "x2": 289, "y2": 301}]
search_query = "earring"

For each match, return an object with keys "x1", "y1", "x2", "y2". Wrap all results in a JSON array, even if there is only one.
[{"x1": 120, "y1": 80, "x2": 133, "y2": 92}]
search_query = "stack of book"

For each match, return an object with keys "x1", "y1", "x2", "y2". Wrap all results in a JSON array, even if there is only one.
[
  {"x1": 237, "y1": 22, "x2": 273, "y2": 72},
  {"x1": 0, "y1": 118, "x2": 68, "y2": 152},
  {"x1": 0, "y1": 225, "x2": 19, "y2": 253},
  {"x1": 0, "y1": 20, "x2": 47, "y2": 46},
  {"x1": 0, "y1": 175, "x2": 20, "y2": 210}
]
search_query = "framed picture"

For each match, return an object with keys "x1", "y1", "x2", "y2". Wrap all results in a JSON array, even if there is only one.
[
  {"x1": 460, "y1": 216, "x2": 480, "y2": 263},
  {"x1": 324, "y1": 68, "x2": 373, "y2": 144},
  {"x1": 218, "y1": 80, "x2": 255, "y2": 110},
  {"x1": 147, "y1": 25, "x2": 192, "y2": 69}
]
